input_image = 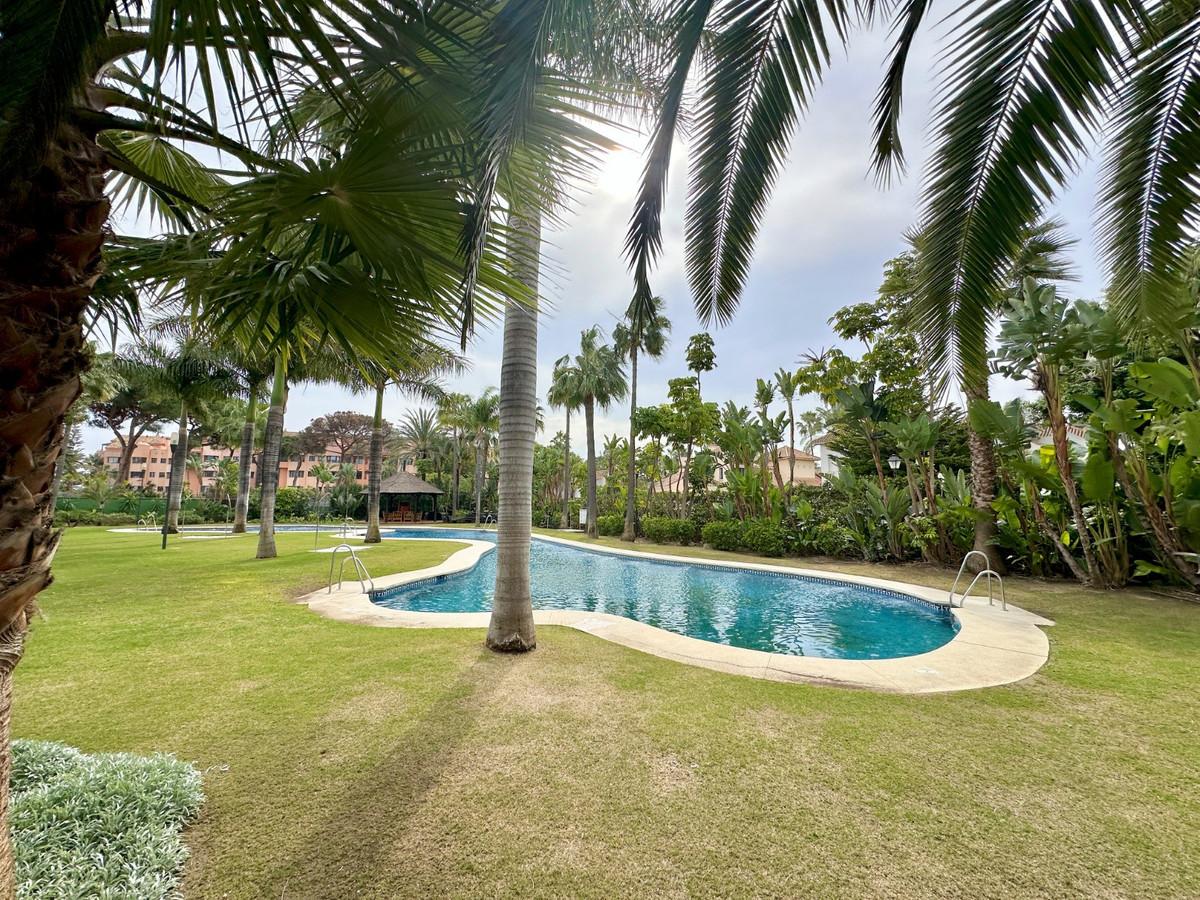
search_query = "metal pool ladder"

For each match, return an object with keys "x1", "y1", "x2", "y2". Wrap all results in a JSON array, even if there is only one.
[
  {"x1": 327, "y1": 544, "x2": 375, "y2": 594},
  {"x1": 949, "y1": 550, "x2": 1006, "y2": 611}
]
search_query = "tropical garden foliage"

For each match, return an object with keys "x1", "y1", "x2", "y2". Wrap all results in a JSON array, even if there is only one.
[{"x1": 7, "y1": 0, "x2": 1200, "y2": 894}]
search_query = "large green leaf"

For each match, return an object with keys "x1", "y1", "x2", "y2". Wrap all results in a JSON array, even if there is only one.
[
  {"x1": 1131, "y1": 357, "x2": 1200, "y2": 410},
  {"x1": 1081, "y1": 453, "x2": 1114, "y2": 503}
]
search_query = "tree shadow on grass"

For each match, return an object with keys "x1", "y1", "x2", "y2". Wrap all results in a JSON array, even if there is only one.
[{"x1": 267, "y1": 644, "x2": 513, "y2": 895}]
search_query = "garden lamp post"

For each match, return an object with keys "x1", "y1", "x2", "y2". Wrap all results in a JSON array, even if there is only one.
[{"x1": 887, "y1": 455, "x2": 901, "y2": 472}]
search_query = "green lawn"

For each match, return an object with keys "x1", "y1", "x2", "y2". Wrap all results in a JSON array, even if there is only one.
[{"x1": 15, "y1": 527, "x2": 1200, "y2": 898}]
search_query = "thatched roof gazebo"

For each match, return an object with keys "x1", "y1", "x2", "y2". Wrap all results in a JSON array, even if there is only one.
[{"x1": 378, "y1": 471, "x2": 443, "y2": 522}]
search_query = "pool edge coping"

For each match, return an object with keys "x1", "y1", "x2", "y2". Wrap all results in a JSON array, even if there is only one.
[{"x1": 300, "y1": 529, "x2": 1054, "y2": 694}]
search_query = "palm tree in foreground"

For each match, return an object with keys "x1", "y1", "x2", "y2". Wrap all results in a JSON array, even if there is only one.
[
  {"x1": 614, "y1": 295, "x2": 670, "y2": 540},
  {"x1": 0, "y1": 0, "x2": 558, "y2": 878}
]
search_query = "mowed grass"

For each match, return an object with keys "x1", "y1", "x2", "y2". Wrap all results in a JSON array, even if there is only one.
[{"x1": 15, "y1": 527, "x2": 1200, "y2": 898}]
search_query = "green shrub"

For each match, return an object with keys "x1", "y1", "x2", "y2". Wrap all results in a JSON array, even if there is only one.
[
  {"x1": 596, "y1": 514, "x2": 624, "y2": 536},
  {"x1": 53, "y1": 509, "x2": 101, "y2": 527},
  {"x1": 801, "y1": 521, "x2": 856, "y2": 557},
  {"x1": 98, "y1": 513, "x2": 138, "y2": 526},
  {"x1": 701, "y1": 520, "x2": 743, "y2": 552},
  {"x1": 641, "y1": 516, "x2": 698, "y2": 545},
  {"x1": 12, "y1": 739, "x2": 203, "y2": 899},
  {"x1": 273, "y1": 487, "x2": 311, "y2": 520},
  {"x1": 741, "y1": 519, "x2": 789, "y2": 557}
]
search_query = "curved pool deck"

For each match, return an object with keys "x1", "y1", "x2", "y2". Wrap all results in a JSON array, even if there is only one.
[{"x1": 301, "y1": 530, "x2": 1054, "y2": 693}]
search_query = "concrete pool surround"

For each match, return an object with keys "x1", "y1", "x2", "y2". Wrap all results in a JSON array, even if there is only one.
[{"x1": 295, "y1": 527, "x2": 1054, "y2": 693}]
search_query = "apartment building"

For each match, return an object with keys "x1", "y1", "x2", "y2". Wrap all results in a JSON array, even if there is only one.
[{"x1": 98, "y1": 432, "x2": 416, "y2": 495}]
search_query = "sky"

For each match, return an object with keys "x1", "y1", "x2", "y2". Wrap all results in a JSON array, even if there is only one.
[{"x1": 86, "y1": 23, "x2": 1107, "y2": 456}]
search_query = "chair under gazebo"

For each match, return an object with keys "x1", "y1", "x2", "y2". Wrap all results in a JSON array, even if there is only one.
[{"x1": 378, "y1": 471, "x2": 443, "y2": 522}]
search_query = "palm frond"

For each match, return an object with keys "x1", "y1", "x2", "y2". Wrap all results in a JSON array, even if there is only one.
[
  {"x1": 624, "y1": 0, "x2": 716, "y2": 304},
  {"x1": 100, "y1": 131, "x2": 226, "y2": 229},
  {"x1": 1102, "y1": 3, "x2": 1200, "y2": 329},
  {"x1": 869, "y1": 0, "x2": 931, "y2": 184},
  {"x1": 912, "y1": 0, "x2": 1134, "y2": 383},
  {"x1": 684, "y1": 0, "x2": 850, "y2": 324}
]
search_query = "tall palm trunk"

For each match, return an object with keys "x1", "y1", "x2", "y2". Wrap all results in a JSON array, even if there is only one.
[
  {"x1": 0, "y1": 118, "x2": 106, "y2": 889},
  {"x1": 867, "y1": 437, "x2": 888, "y2": 493},
  {"x1": 585, "y1": 397, "x2": 599, "y2": 537},
  {"x1": 117, "y1": 419, "x2": 137, "y2": 483},
  {"x1": 256, "y1": 353, "x2": 287, "y2": 559},
  {"x1": 364, "y1": 381, "x2": 385, "y2": 543},
  {"x1": 486, "y1": 206, "x2": 540, "y2": 652},
  {"x1": 232, "y1": 389, "x2": 258, "y2": 533},
  {"x1": 1042, "y1": 365, "x2": 1100, "y2": 585},
  {"x1": 451, "y1": 431, "x2": 461, "y2": 515},
  {"x1": 786, "y1": 400, "x2": 796, "y2": 487},
  {"x1": 560, "y1": 408, "x2": 571, "y2": 529},
  {"x1": 473, "y1": 435, "x2": 485, "y2": 525},
  {"x1": 622, "y1": 345, "x2": 639, "y2": 540},
  {"x1": 964, "y1": 381, "x2": 1006, "y2": 573},
  {"x1": 164, "y1": 403, "x2": 189, "y2": 533},
  {"x1": 682, "y1": 440, "x2": 693, "y2": 518}
]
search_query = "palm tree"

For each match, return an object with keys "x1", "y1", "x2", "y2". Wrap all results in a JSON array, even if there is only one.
[
  {"x1": 118, "y1": 340, "x2": 235, "y2": 533},
  {"x1": 464, "y1": 390, "x2": 501, "y2": 526},
  {"x1": 344, "y1": 350, "x2": 452, "y2": 543},
  {"x1": 468, "y1": 1, "x2": 663, "y2": 652},
  {"x1": 547, "y1": 355, "x2": 582, "y2": 529},
  {"x1": 915, "y1": 220, "x2": 1075, "y2": 572},
  {"x1": 0, "y1": 3, "x2": 580, "y2": 870},
  {"x1": 438, "y1": 393, "x2": 472, "y2": 518},
  {"x1": 754, "y1": 378, "x2": 781, "y2": 507},
  {"x1": 774, "y1": 368, "x2": 801, "y2": 487},
  {"x1": 625, "y1": 2, "x2": 1199, "y2": 331},
  {"x1": 602, "y1": 434, "x2": 626, "y2": 492},
  {"x1": 221, "y1": 347, "x2": 274, "y2": 534},
  {"x1": 620, "y1": 2, "x2": 1200, "y2": 571},
  {"x1": 614, "y1": 295, "x2": 670, "y2": 540},
  {"x1": 309, "y1": 461, "x2": 335, "y2": 524},
  {"x1": 994, "y1": 280, "x2": 1103, "y2": 585},
  {"x1": 571, "y1": 327, "x2": 628, "y2": 538},
  {"x1": 487, "y1": 205, "x2": 544, "y2": 649},
  {"x1": 395, "y1": 410, "x2": 443, "y2": 464}
]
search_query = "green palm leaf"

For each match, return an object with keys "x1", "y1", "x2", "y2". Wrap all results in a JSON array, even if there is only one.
[
  {"x1": 1102, "y1": 3, "x2": 1200, "y2": 328},
  {"x1": 684, "y1": 0, "x2": 848, "y2": 323},
  {"x1": 912, "y1": 0, "x2": 1136, "y2": 380}
]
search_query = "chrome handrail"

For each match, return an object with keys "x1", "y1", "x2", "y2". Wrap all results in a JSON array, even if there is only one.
[
  {"x1": 327, "y1": 543, "x2": 375, "y2": 594},
  {"x1": 949, "y1": 550, "x2": 1006, "y2": 610}
]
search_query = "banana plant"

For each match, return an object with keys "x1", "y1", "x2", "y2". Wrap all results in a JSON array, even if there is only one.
[
  {"x1": 970, "y1": 397, "x2": 1090, "y2": 584},
  {"x1": 994, "y1": 280, "x2": 1109, "y2": 585}
]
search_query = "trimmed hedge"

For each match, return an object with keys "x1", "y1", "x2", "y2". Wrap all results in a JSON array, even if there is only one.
[
  {"x1": 53, "y1": 511, "x2": 140, "y2": 527},
  {"x1": 701, "y1": 520, "x2": 743, "y2": 552},
  {"x1": 700, "y1": 518, "x2": 790, "y2": 557},
  {"x1": 596, "y1": 514, "x2": 624, "y2": 536},
  {"x1": 641, "y1": 517, "x2": 698, "y2": 546},
  {"x1": 12, "y1": 739, "x2": 203, "y2": 899},
  {"x1": 741, "y1": 519, "x2": 789, "y2": 557}
]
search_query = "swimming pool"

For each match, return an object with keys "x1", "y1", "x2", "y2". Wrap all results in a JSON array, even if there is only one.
[{"x1": 373, "y1": 529, "x2": 957, "y2": 660}]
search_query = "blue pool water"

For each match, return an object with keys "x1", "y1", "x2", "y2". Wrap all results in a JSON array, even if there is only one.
[{"x1": 373, "y1": 529, "x2": 957, "y2": 660}]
